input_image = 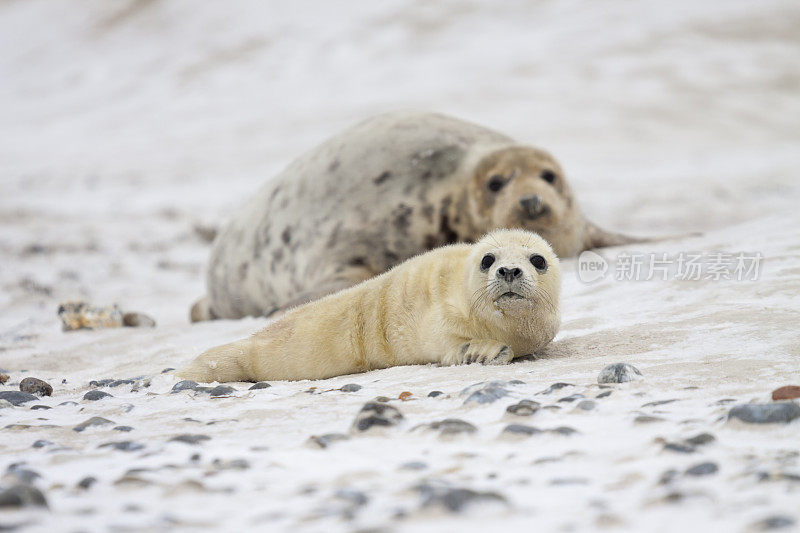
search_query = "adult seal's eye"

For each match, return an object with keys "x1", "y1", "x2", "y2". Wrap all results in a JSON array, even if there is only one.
[
  {"x1": 530, "y1": 254, "x2": 547, "y2": 271},
  {"x1": 480, "y1": 254, "x2": 495, "y2": 271},
  {"x1": 541, "y1": 170, "x2": 557, "y2": 184},
  {"x1": 486, "y1": 175, "x2": 506, "y2": 192}
]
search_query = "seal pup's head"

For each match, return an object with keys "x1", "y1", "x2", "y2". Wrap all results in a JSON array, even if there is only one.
[
  {"x1": 465, "y1": 229, "x2": 561, "y2": 340},
  {"x1": 468, "y1": 146, "x2": 643, "y2": 257}
]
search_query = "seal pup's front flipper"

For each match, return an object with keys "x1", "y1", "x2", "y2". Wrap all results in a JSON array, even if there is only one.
[{"x1": 582, "y1": 221, "x2": 700, "y2": 252}]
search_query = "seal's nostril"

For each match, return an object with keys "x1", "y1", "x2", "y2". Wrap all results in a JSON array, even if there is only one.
[
  {"x1": 496, "y1": 266, "x2": 522, "y2": 283},
  {"x1": 520, "y1": 195, "x2": 548, "y2": 219},
  {"x1": 511, "y1": 267, "x2": 522, "y2": 279}
]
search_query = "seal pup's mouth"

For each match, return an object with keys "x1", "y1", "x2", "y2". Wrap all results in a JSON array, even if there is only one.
[{"x1": 497, "y1": 291, "x2": 524, "y2": 300}]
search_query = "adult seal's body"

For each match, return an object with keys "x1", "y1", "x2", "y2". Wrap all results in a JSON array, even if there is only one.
[
  {"x1": 194, "y1": 111, "x2": 640, "y2": 320},
  {"x1": 180, "y1": 229, "x2": 560, "y2": 382}
]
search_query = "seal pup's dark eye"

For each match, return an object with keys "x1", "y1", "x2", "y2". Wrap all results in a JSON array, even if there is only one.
[
  {"x1": 530, "y1": 254, "x2": 547, "y2": 272},
  {"x1": 486, "y1": 175, "x2": 506, "y2": 192},
  {"x1": 480, "y1": 254, "x2": 495, "y2": 271},
  {"x1": 541, "y1": 170, "x2": 557, "y2": 184}
]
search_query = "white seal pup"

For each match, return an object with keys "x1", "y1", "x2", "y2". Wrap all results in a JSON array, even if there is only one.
[
  {"x1": 179, "y1": 229, "x2": 560, "y2": 382},
  {"x1": 193, "y1": 111, "x2": 642, "y2": 321}
]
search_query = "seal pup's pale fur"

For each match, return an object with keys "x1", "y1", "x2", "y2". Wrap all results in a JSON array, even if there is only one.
[
  {"x1": 193, "y1": 111, "x2": 642, "y2": 321},
  {"x1": 179, "y1": 229, "x2": 560, "y2": 382}
]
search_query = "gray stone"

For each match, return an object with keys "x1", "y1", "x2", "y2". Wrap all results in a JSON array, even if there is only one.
[
  {"x1": 77, "y1": 476, "x2": 97, "y2": 489},
  {"x1": 664, "y1": 442, "x2": 695, "y2": 454},
  {"x1": 249, "y1": 382, "x2": 271, "y2": 390},
  {"x1": 30, "y1": 404, "x2": 51, "y2": 410},
  {"x1": 340, "y1": 383, "x2": 362, "y2": 392},
  {"x1": 83, "y1": 390, "x2": 112, "y2": 401},
  {"x1": 352, "y1": 401, "x2": 403, "y2": 432},
  {"x1": 461, "y1": 381, "x2": 509, "y2": 404},
  {"x1": 32, "y1": 440, "x2": 53, "y2": 448},
  {"x1": 113, "y1": 426, "x2": 134, "y2": 432},
  {"x1": 502, "y1": 424, "x2": 542, "y2": 437},
  {"x1": 5, "y1": 465, "x2": 41, "y2": 484},
  {"x1": 169, "y1": 434, "x2": 211, "y2": 445},
  {"x1": 171, "y1": 380, "x2": 199, "y2": 392},
  {"x1": 418, "y1": 483, "x2": 507, "y2": 513},
  {"x1": 597, "y1": 363, "x2": 642, "y2": 384},
  {"x1": 208, "y1": 385, "x2": 235, "y2": 397},
  {"x1": 642, "y1": 399, "x2": 679, "y2": 407},
  {"x1": 109, "y1": 379, "x2": 134, "y2": 387},
  {"x1": 89, "y1": 379, "x2": 115, "y2": 387},
  {"x1": 400, "y1": 461, "x2": 427, "y2": 471},
  {"x1": 308, "y1": 433, "x2": 350, "y2": 449},
  {"x1": 596, "y1": 390, "x2": 613, "y2": 399},
  {"x1": 73, "y1": 417, "x2": 115, "y2": 432},
  {"x1": 550, "y1": 426, "x2": 578, "y2": 436},
  {"x1": 506, "y1": 399, "x2": 540, "y2": 416},
  {"x1": 576, "y1": 400, "x2": 596, "y2": 411},
  {"x1": 122, "y1": 312, "x2": 156, "y2": 328},
  {"x1": 751, "y1": 516, "x2": 795, "y2": 531},
  {"x1": 0, "y1": 485, "x2": 47, "y2": 508},
  {"x1": 213, "y1": 458, "x2": 250, "y2": 470},
  {"x1": 99, "y1": 441, "x2": 144, "y2": 452},
  {"x1": 558, "y1": 393, "x2": 584, "y2": 403},
  {"x1": 538, "y1": 382, "x2": 573, "y2": 395},
  {"x1": 728, "y1": 402, "x2": 800, "y2": 424},
  {"x1": 19, "y1": 377, "x2": 52, "y2": 397},
  {"x1": 427, "y1": 390, "x2": 444, "y2": 397},
  {"x1": 685, "y1": 462, "x2": 718, "y2": 477},
  {"x1": 417, "y1": 419, "x2": 477, "y2": 437},
  {"x1": 634, "y1": 415, "x2": 665, "y2": 424},
  {"x1": 685, "y1": 433, "x2": 716, "y2": 446},
  {"x1": 0, "y1": 391, "x2": 38, "y2": 406}
]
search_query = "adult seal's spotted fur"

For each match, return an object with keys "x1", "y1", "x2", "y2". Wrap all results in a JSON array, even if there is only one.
[
  {"x1": 179, "y1": 229, "x2": 560, "y2": 382},
  {"x1": 193, "y1": 111, "x2": 642, "y2": 320}
]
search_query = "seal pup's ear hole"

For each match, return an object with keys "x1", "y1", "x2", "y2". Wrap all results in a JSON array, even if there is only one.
[
  {"x1": 530, "y1": 254, "x2": 547, "y2": 272},
  {"x1": 480, "y1": 254, "x2": 495, "y2": 271},
  {"x1": 486, "y1": 175, "x2": 506, "y2": 192},
  {"x1": 541, "y1": 170, "x2": 557, "y2": 184}
]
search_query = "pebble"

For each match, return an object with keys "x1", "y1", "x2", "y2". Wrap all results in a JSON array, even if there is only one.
[
  {"x1": 539, "y1": 382, "x2": 573, "y2": 395},
  {"x1": 340, "y1": 383, "x2": 362, "y2": 392},
  {"x1": 771, "y1": 386, "x2": 800, "y2": 401},
  {"x1": 208, "y1": 385, "x2": 235, "y2": 397},
  {"x1": 351, "y1": 401, "x2": 404, "y2": 432},
  {"x1": 576, "y1": 400, "x2": 596, "y2": 411},
  {"x1": 728, "y1": 402, "x2": 800, "y2": 424},
  {"x1": 171, "y1": 380, "x2": 199, "y2": 392},
  {"x1": 5, "y1": 465, "x2": 41, "y2": 484},
  {"x1": 83, "y1": 390, "x2": 112, "y2": 401},
  {"x1": 114, "y1": 426, "x2": 134, "y2": 432},
  {"x1": 122, "y1": 312, "x2": 156, "y2": 328},
  {"x1": 0, "y1": 391, "x2": 38, "y2": 406},
  {"x1": 30, "y1": 404, "x2": 51, "y2": 410},
  {"x1": 642, "y1": 399, "x2": 678, "y2": 407},
  {"x1": 664, "y1": 442, "x2": 696, "y2": 454},
  {"x1": 634, "y1": 415, "x2": 665, "y2": 424},
  {"x1": 249, "y1": 382, "x2": 271, "y2": 390},
  {"x1": 0, "y1": 485, "x2": 48, "y2": 508},
  {"x1": 417, "y1": 419, "x2": 477, "y2": 437},
  {"x1": 400, "y1": 461, "x2": 427, "y2": 471},
  {"x1": 461, "y1": 381, "x2": 510, "y2": 404},
  {"x1": 596, "y1": 390, "x2": 613, "y2": 399},
  {"x1": 19, "y1": 377, "x2": 53, "y2": 396},
  {"x1": 89, "y1": 378, "x2": 115, "y2": 387},
  {"x1": 427, "y1": 391, "x2": 444, "y2": 397},
  {"x1": 550, "y1": 426, "x2": 578, "y2": 436},
  {"x1": 558, "y1": 393, "x2": 584, "y2": 403},
  {"x1": 213, "y1": 459, "x2": 250, "y2": 470},
  {"x1": 77, "y1": 476, "x2": 97, "y2": 489},
  {"x1": 308, "y1": 433, "x2": 350, "y2": 449},
  {"x1": 685, "y1": 433, "x2": 716, "y2": 446},
  {"x1": 597, "y1": 363, "x2": 642, "y2": 384},
  {"x1": 32, "y1": 440, "x2": 53, "y2": 448},
  {"x1": 502, "y1": 424, "x2": 542, "y2": 437},
  {"x1": 0, "y1": 373, "x2": 9, "y2": 384},
  {"x1": 58, "y1": 301, "x2": 123, "y2": 331},
  {"x1": 99, "y1": 441, "x2": 145, "y2": 452},
  {"x1": 161, "y1": 367, "x2": 175, "y2": 373},
  {"x1": 506, "y1": 399, "x2": 540, "y2": 416},
  {"x1": 750, "y1": 516, "x2": 795, "y2": 531},
  {"x1": 417, "y1": 483, "x2": 506, "y2": 513},
  {"x1": 685, "y1": 462, "x2": 718, "y2": 477},
  {"x1": 73, "y1": 417, "x2": 115, "y2": 432},
  {"x1": 169, "y1": 434, "x2": 211, "y2": 445},
  {"x1": 109, "y1": 379, "x2": 135, "y2": 387}
]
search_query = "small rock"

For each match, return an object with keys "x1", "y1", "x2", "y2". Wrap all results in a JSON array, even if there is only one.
[
  {"x1": 598, "y1": 363, "x2": 642, "y2": 384},
  {"x1": 772, "y1": 386, "x2": 800, "y2": 401},
  {"x1": 685, "y1": 462, "x2": 718, "y2": 477},
  {"x1": 249, "y1": 382, "x2": 271, "y2": 390},
  {"x1": 0, "y1": 391, "x2": 38, "y2": 406},
  {"x1": 73, "y1": 417, "x2": 115, "y2": 432},
  {"x1": 664, "y1": 442, "x2": 695, "y2": 454},
  {"x1": 642, "y1": 399, "x2": 678, "y2": 407},
  {"x1": 596, "y1": 390, "x2": 613, "y2": 399},
  {"x1": 77, "y1": 476, "x2": 97, "y2": 489},
  {"x1": 5, "y1": 465, "x2": 41, "y2": 484},
  {"x1": 89, "y1": 378, "x2": 115, "y2": 388},
  {"x1": 351, "y1": 401, "x2": 404, "y2": 432},
  {"x1": 550, "y1": 426, "x2": 578, "y2": 436},
  {"x1": 417, "y1": 483, "x2": 507, "y2": 513},
  {"x1": 685, "y1": 433, "x2": 716, "y2": 446},
  {"x1": 340, "y1": 383, "x2": 361, "y2": 392},
  {"x1": 169, "y1": 434, "x2": 211, "y2": 445},
  {"x1": 558, "y1": 393, "x2": 584, "y2": 403},
  {"x1": 729, "y1": 402, "x2": 800, "y2": 424},
  {"x1": 122, "y1": 312, "x2": 156, "y2": 328},
  {"x1": 58, "y1": 301, "x2": 123, "y2": 331},
  {"x1": 399, "y1": 391, "x2": 413, "y2": 401},
  {"x1": 113, "y1": 426, "x2": 134, "y2": 432},
  {"x1": 374, "y1": 396, "x2": 391, "y2": 402},
  {"x1": 109, "y1": 379, "x2": 135, "y2": 387},
  {"x1": 83, "y1": 390, "x2": 112, "y2": 401},
  {"x1": 427, "y1": 391, "x2": 444, "y2": 398},
  {"x1": 506, "y1": 400, "x2": 540, "y2": 416},
  {"x1": 172, "y1": 380, "x2": 199, "y2": 392},
  {"x1": 58, "y1": 400, "x2": 78, "y2": 406},
  {"x1": 32, "y1": 440, "x2": 53, "y2": 448},
  {"x1": 213, "y1": 458, "x2": 250, "y2": 470},
  {"x1": 634, "y1": 415, "x2": 665, "y2": 424},
  {"x1": 502, "y1": 424, "x2": 542, "y2": 437},
  {"x1": 400, "y1": 461, "x2": 427, "y2": 471},
  {"x1": 19, "y1": 377, "x2": 53, "y2": 397},
  {"x1": 750, "y1": 516, "x2": 795, "y2": 531},
  {"x1": 208, "y1": 385, "x2": 235, "y2": 397},
  {"x1": 0, "y1": 373, "x2": 9, "y2": 384},
  {"x1": 308, "y1": 433, "x2": 350, "y2": 449},
  {"x1": 461, "y1": 381, "x2": 509, "y2": 405},
  {"x1": 161, "y1": 367, "x2": 175, "y2": 373},
  {"x1": 416, "y1": 419, "x2": 477, "y2": 437},
  {"x1": 0, "y1": 485, "x2": 48, "y2": 508},
  {"x1": 539, "y1": 382, "x2": 573, "y2": 395},
  {"x1": 576, "y1": 400, "x2": 596, "y2": 411},
  {"x1": 99, "y1": 441, "x2": 144, "y2": 452},
  {"x1": 30, "y1": 404, "x2": 51, "y2": 410}
]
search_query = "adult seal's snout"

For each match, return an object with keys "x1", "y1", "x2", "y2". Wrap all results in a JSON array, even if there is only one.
[
  {"x1": 520, "y1": 194, "x2": 549, "y2": 219},
  {"x1": 497, "y1": 267, "x2": 523, "y2": 283}
]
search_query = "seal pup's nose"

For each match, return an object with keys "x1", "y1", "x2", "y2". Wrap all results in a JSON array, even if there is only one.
[
  {"x1": 520, "y1": 194, "x2": 549, "y2": 219},
  {"x1": 497, "y1": 266, "x2": 523, "y2": 283}
]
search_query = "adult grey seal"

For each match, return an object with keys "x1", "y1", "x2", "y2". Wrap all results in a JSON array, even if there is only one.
[{"x1": 192, "y1": 111, "x2": 643, "y2": 321}]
